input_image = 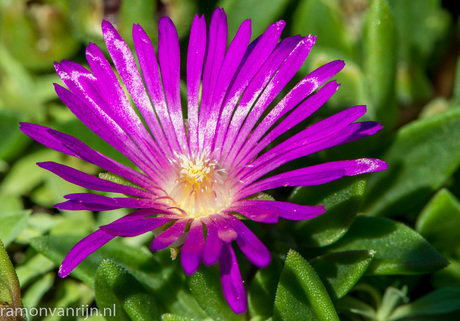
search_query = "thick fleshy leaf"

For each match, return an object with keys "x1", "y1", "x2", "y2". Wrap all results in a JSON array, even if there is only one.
[
  {"x1": 321, "y1": 216, "x2": 449, "y2": 275},
  {"x1": 95, "y1": 260, "x2": 161, "y2": 321},
  {"x1": 432, "y1": 258, "x2": 460, "y2": 289},
  {"x1": 188, "y1": 266, "x2": 244, "y2": 321},
  {"x1": 0, "y1": 210, "x2": 29, "y2": 247},
  {"x1": 363, "y1": 0, "x2": 397, "y2": 130},
  {"x1": 273, "y1": 249, "x2": 339, "y2": 321},
  {"x1": 0, "y1": 239, "x2": 23, "y2": 311},
  {"x1": 309, "y1": 250, "x2": 374, "y2": 301},
  {"x1": 15, "y1": 254, "x2": 55, "y2": 288},
  {"x1": 0, "y1": 111, "x2": 28, "y2": 161},
  {"x1": 20, "y1": 272, "x2": 54, "y2": 311},
  {"x1": 389, "y1": 287, "x2": 460, "y2": 320},
  {"x1": 416, "y1": 188, "x2": 460, "y2": 255},
  {"x1": 219, "y1": 0, "x2": 290, "y2": 39},
  {"x1": 161, "y1": 314, "x2": 195, "y2": 321},
  {"x1": 289, "y1": 177, "x2": 367, "y2": 247},
  {"x1": 0, "y1": 149, "x2": 58, "y2": 196},
  {"x1": 363, "y1": 108, "x2": 460, "y2": 217},
  {"x1": 248, "y1": 257, "x2": 283, "y2": 320},
  {"x1": 292, "y1": 0, "x2": 349, "y2": 54}
]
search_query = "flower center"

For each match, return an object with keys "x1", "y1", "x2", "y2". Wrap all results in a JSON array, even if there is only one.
[{"x1": 166, "y1": 150, "x2": 233, "y2": 218}]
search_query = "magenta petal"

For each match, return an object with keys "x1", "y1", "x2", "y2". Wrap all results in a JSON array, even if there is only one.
[
  {"x1": 231, "y1": 200, "x2": 325, "y2": 221},
  {"x1": 56, "y1": 193, "x2": 156, "y2": 211},
  {"x1": 59, "y1": 229, "x2": 114, "y2": 278},
  {"x1": 158, "y1": 17, "x2": 188, "y2": 152},
  {"x1": 21, "y1": 125, "x2": 153, "y2": 190},
  {"x1": 53, "y1": 83, "x2": 166, "y2": 184},
  {"x1": 20, "y1": 123, "x2": 76, "y2": 157},
  {"x1": 219, "y1": 242, "x2": 247, "y2": 314},
  {"x1": 60, "y1": 209, "x2": 172, "y2": 277},
  {"x1": 102, "y1": 21, "x2": 172, "y2": 157},
  {"x1": 238, "y1": 158, "x2": 387, "y2": 199},
  {"x1": 181, "y1": 220, "x2": 205, "y2": 275},
  {"x1": 100, "y1": 211, "x2": 174, "y2": 237},
  {"x1": 237, "y1": 170, "x2": 345, "y2": 200},
  {"x1": 233, "y1": 60, "x2": 345, "y2": 168},
  {"x1": 199, "y1": 8, "x2": 227, "y2": 126},
  {"x1": 224, "y1": 202, "x2": 279, "y2": 223},
  {"x1": 225, "y1": 215, "x2": 271, "y2": 268},
  {"x1": 132, "y1": 24, "x2": 181, "y2": 153},
  {"x1": 201, "y1": 219, "x2": 222, "y2": 266},
  {"x1": 211, "y1": 214, "x2": 238, "y2": 242},
  {"x1": 37, "y1": 161, "x2": 151, "y2": 198},
  {"x1": 222, "y1": 35, "x2": 316, "y2": 164},
  {"x1": 186, "y1": 14, "x2": 207, "y2": 152},
  {"x1": 205, "y1": 19, "x2": 285, "y2": 150},
  {"x1": 150, "y1": 219, "x2": 190, "y2": 251},
  {"x1": 230, "y1": 80, "x2": 340, "y2": 170}
]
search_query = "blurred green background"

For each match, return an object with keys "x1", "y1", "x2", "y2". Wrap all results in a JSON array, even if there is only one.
[{"x1": 2, "y1": 0, "x2": 460, "y2": 320}]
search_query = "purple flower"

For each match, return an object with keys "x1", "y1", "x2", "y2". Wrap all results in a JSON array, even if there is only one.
[{"x1": 20, "y1": 8, "x2": 386, "y2": 314}]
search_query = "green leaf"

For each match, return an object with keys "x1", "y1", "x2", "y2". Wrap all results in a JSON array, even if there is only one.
[
  {"x1": 0, "y1": 193, "x2": 22, "y2": 213},
  {"x1": 320, "y1": 216, "x2": 449, "y2": 275},
  {"x1": 188, "y1": 266, "x2": 243, "y2": 321},
  {"x1": 0, "y1": 110, "x2": 28, "y2": 161},
  {"x1": 388, "y1": 0, "x2": 450, "y2": 65},
  {"x1": 30, "y1": 235, "x2": 208, "y2": 319},
  {"x1": 416, "y1": 188, "x2": 460, "y2": 255},
  {"x1": 95, "y1": 260, "x2": 161, "y2": 321},
  {"x1": 389, "y1": 287, "x2": 460, "y2": 320},
  {"x1": 248, "y1": 259, "x2": 282, "y2": 320},
  {"x1": 273, "y1": 249, "x2": 339, "y2": 321},
  {"x1": 335, "y1": 296, "x2": 377, "y2": 320},
  {"x1": 160, "y1": 314, "x2": 199, "y2": 321},
  {"x1": 378, "y1": 286, "x2": 408, "y2": 321},
  {"x1": 432, "y1": 258, "x2": 460, "y2": 289},
  {"x1": 0, "y1": 239, "x2": 23, "y2": 310},
  {"x1": 454, "y1": 54, "x2": 460, "y2": 107},
  {"x1": 363, "y1": 108, "x2": 460, "y2": 217},
  {"x1": 309, "y1": 250, "x2": 374, "y2": 300},
  {"x1": 289, "y1": 177, "x2": 367, "y2": 247},
  {"x1": 309, "y1": 52, "x2": 366, "y2": 111},
  {"x1": 15, "y1": 253, "x2": 55, "y2": 287},
  {"x1": 0, "y1": 149, "x2": 59, "y2": 196},
  {"x1": 0, "y1": 210, "x2": 29, "y2": 247},
  {"x1": 292, "y1": 0, "x2": 350, "y2": 55},
  {"x1": 363, "y1": 0, "x2": 397, "y2": 130},
  {"x1": 0, "y1": 1, "x2": 80, "y2": 71},
  {"x1": 218, "y1": 0, "x2": 290, "y2": 40},
  {"x1": 21, "y1": 272, "x2": 54, "y2": 310}
]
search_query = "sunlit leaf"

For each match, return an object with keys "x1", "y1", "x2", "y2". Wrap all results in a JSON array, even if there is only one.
[{"x1": 273, "y1": 249, "x2": 339, "y2": 321}]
